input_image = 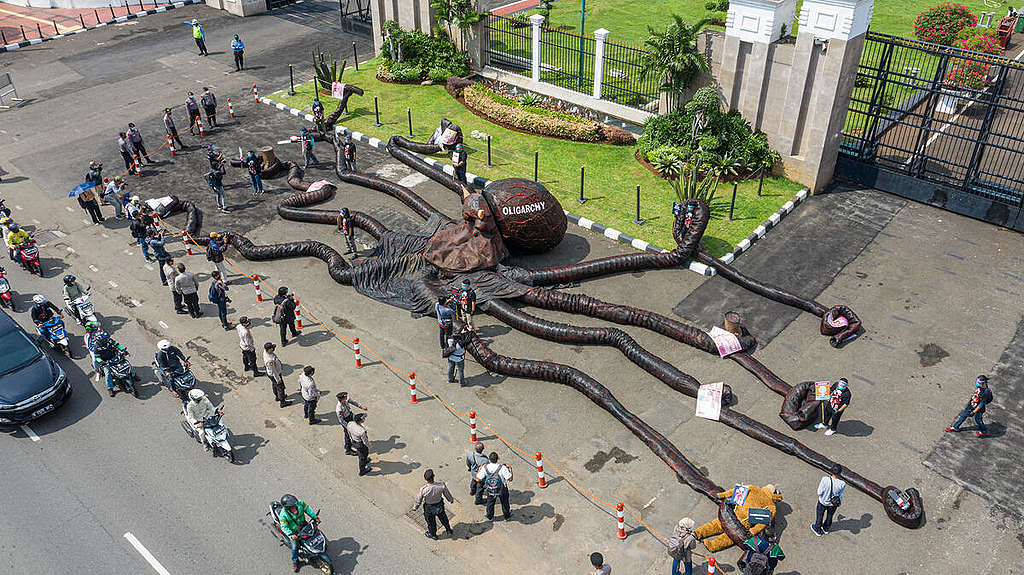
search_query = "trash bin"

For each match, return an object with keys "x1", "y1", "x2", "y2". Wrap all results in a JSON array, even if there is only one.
[{"x1": 1015, "y1": 16, "x2": 1024, "y2": 33}]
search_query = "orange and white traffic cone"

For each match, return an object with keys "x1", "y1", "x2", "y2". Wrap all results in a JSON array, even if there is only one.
[
  {"x1": 536, "y1": 452, "x2": 547, "y2": 488},
  {"x1": 353, "y1": 337, "x2": 362, "y2": 368},
  {"x1": 185, "y1": 238, "x2": 194, "y2": 256},
  {"x1": 252, "y1": 83, "x2": 258, "y2": 103},
  {"x1": 468, "y1": 411, "x2": 477, "y2": 443},
  {"x1": 294, "y1": 299, "x2": 303, "y2": 329},
  {"x1": 252, "y1": 275, "x2": 262, "y2": 302},
  {"x1": 227, "y1": 97, "x2": 235, "y2": 118},
  {"x1": 133, "y1": 154, "x2": 142, "y2": 177},
  {"x1": 409, "y1": 373, "x2": 417, "y2": 404},
  {"x1": 616, "y1": 503, "x2": 627, "y2": 540},
  {"x1": 197, "y1": 116, "x2": 205, "y2": 137},
  {"x1": 706, "y1": 557, "x2": 717, "y2": 574},
  {"x1": 168, "y1": 134, "x2": 176, "y2": 157}
]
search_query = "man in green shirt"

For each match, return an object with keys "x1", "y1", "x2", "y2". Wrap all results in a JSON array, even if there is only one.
[{"x1": 277, "y1": 494, "x2": 318, "y2": 572}]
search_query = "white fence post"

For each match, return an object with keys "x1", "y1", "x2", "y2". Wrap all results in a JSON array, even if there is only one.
[
  {"x1": 530, "y1": 14, "x2": 545, "y2": 82},
  {"x1": 593, "y1": 28, "x2": 610, "y2": 99}
]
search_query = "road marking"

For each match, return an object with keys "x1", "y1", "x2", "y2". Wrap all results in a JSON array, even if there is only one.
[
  {"x1": 108, "y1": 281, "x2": 119, "y2": 288},
  {"x1": 159, "y1": 321, "x2": 169, "y2": 329},
  {"x1": 145, "y1": 264, "x2": 154, "y2": 271},
  {"x1": 53, "y1": 230, "x2": 66, "y2": 237},
  {"x1": 14, "y1": 204, "x2": 22, "y2": 210},
  {"x1": 89, "y1": 265, "x2": 99, "y2": 272},
  {"x1": 131, "y1": 299, "x2": 142, "y2": 307},
  {"x1": 20, "y1": 425, "x2": 40, "y2": 442},
  {"x1": 101, "y1": 233, "x2": 109, "y2": 238},
  {"x1": 65, "y1": 206, "x2": 74, "y2": 212},
  {"x1": 31, "y1": 219, "x2": 39, "y2": 224},
  {"x1": 66, "y1": 247, "x2": 76, "y2": 253},
  {"x1": 123, "y1": 532, "x2": 173, "y2": 575}
]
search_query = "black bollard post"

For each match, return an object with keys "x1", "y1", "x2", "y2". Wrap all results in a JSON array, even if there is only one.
[
  {"x1": 578, "y1": 166, "x2": 586, "y2": 204},
  {"x1": 633, "y1": 185, "x2": 644, "y2": 225},
  {"x1": 757, "y1": 165, "x2": 765, "y2": 197},
  {"x1": 139, "y1": 0, "x2": 144, "y2": 11},
  {"x1": 728, "y1": 182, "x2": 739, "y2": 221},
  {"x1": 407, "y1": 108, "x2": 413, "y2": 137},
  {"x1": 352, "y1": 42, "x2": 359, "y2": 71},
  {"x1": 1, "y1": 30, "x2": 6, "y2": 45},
  {"x1": 372, "y1": 97, "x2": 382, "y2": 126},
  {"x1": 125, "y1": 1, "x2": 131, "y2": 14},
  {"x1": 109, "y1": 4, "x2": 116, "y2": 19},
  {"x1": 288, "y1": 65, "x2": 296, "y2": 96},
  {"x1": 21, "y1": 25, "x2": 27, "y2": 41},
  {"x1": 36, "y1": 23, "x2": 43, "y2": 38},
  {"x1": 53, "y1": 19, "x2": 59, "y2": 35},
  {"x1": 80, "y1": 14, "x2": 86, "y2": 28},
  {"x1": 534, "y1": 151, "x2": 539, "y2": 182},
  {"x1": 94, "y1": 9, "x2": 100, "y2": 23},
  {"x1": 486, "y1": 135, "x2": 493, "y2": 167}
]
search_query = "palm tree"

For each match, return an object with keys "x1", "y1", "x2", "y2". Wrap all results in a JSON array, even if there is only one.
[{"x1": 639, "y1": 14, "x2": 713, "y2": 100}]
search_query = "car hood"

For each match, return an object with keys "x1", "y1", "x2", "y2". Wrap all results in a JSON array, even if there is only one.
[{"x1": 0, "y1": 356, "x2": 57, "y2": 405}]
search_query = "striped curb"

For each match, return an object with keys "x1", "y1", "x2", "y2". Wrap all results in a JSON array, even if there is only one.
[
  {"x1": 258, "y1": 96, "x2": 810, "y2": 276},
  {"x1": 0, "y1": 0, "x2": 201, "y2": 54}
]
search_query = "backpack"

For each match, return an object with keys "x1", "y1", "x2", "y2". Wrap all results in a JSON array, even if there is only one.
[
  {"x1": 272, "y1": 303, "x2": 284, "y2": 324},
  {"x1": 744, "y1": 551, "x2": 770, "y2": 575},
  {"x1": 483, "y1": 465, "x2": 504, "y2": 496},
  {"x1": 667, "y1": 529, "x2": 697, "y2": 560},
  {"x1": 208, "y1": 282, "x2": 220, "y2": 303}
]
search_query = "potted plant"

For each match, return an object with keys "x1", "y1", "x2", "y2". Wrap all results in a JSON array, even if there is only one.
[{"x1": 313, "y1": 45, "x2": 346, "y2": 96}]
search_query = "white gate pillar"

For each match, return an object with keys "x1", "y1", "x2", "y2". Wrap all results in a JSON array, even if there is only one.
[
  {"x1": 593, "y1": 28, "x2": 610, "y2": 99},
  {"x1": 530, "y1": 14, "x2": 545, "y2": 82}
]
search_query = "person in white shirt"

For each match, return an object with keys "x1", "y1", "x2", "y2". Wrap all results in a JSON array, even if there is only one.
[
  {"x1": 589, "y1": 552, "x2": 611, "y2": 575},
  {"x1": 474, "y1": 452, "x2": 513, "y2": 521},
  {"x1": 335, "y1": 391, "x2": 367, "y2": 455},
  {"x1": 236, "y1": 316, "x2": 261, "y2": 377},
  {"x1": 263, "y1": 342, "x2": 288, "y2": 407},
  {"x1": 298, "y1": 366, "x2": 322, "y2": 425},
  {"x1": 811, "y1": 464, "x2": 846, "y2": 536}
]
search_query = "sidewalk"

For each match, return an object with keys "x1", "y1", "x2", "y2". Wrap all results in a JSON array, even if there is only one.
[{"x1": 0, "y1": 1, "x2": 160, "y2": 41}]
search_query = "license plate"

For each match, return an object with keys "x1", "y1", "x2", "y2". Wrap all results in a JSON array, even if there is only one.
[{"x1": 31, "y1": 404, "x2": 55, "y2": 418}]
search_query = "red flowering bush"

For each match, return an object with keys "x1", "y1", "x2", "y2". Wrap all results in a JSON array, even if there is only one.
[
  {"x1": 945, "y1": 32, "x2": 1003, "y2": 90},
  {"x1": 913, "y1": 3, "x2": 978, "y2": 45}
]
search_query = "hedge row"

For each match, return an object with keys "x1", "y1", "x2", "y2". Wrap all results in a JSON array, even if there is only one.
[{"x1": 462, "y1": 84, "x2": 604, "y2": 142}]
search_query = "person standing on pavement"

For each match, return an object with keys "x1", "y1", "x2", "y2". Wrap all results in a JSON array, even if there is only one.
[
  {"x1": 147, "y1": 229, "x2": 172, "y2": 285},
  {"x1": 174, "y1": 263, "x2": 202, "y2": 318},
  {"x1": 457, "y1": 278, "x2": 476, "y2": 330},
  {"x1": 127, "y1": 123, "x2": 153, "y2": 164},
  {"x1": 466, "y1": 441, "x2": 489, "y2": 505},
  {"x1": 129, "y1": 214, "x2": 154, "y2": 262},
  {"x1": 190, "y1": 19, "x2": 208, "y2": 56},
  {"x1": 815, "y1": 378, "x2": 851, "y2": 437},
  {"x1": 206, "y1": 232, "x2": 230, "y2": 279},
  {"x1": 231, "y1": 34, "x2": 245, "y2": 71},
  {"x1": 236, "y1": 317, "x2": 263, "y2": 377},
  {"x1": 263, "y1": 342, "x2": 289, "y2": 407},
  {"x1": 298, "y1": 366, "x2": 322, "y2": 425},
  {"x1": 208, "y1": 270, "x2": 231, "y2": 329},
  {"x1": 185, "y1": 93, "x2": 202, "y2": 135},
  {"x1": 347, "y1": 412, "x2": 370, "y2": 475},
  {"x1": 200, "y1": 87, "x2": 218, "y2": 128},
  {"x1": 443, "y1": 328, "x2": 467, "y2": 385},
  {"x1": 85, "y1": 161, "x2": 103, "y2": 192},
  {"x1": 76, "y1": 184, "x2": 104, "y2": 225},
  {"x1": 118, "y1": 133, "x2": 136, "y2": 175},
  {"x1": 102, "y1": 176, "x2": 126, "y2": 219},
  {"x1": 945, "y1": 375, "x2": 994, "y2": 437},
  {"x1": 341, "y1": 135, "x2": 357, "y2": 172},
  {"x1": 810, "y1": 464, "x2": 845, "y2": 537},
  {"x1": 668, "y1": 517, "x2": 696, "y2": 575},
  {"x1": 452, "y1": 142, "x2": 468, "y2": 184},
  {"x1": 204, "y1": 158, "x2": 228, "y2": 212},
  {"x1": 164, "y1": 108, "x2": 185, "y2": 149},
  {"x1": 335, "y1": 207, "x2": 357, "y2": 255},
  {"x1": 244, "y1": 150, "x2": 264, "y2": 198},
  {"x1": 312, "y1": 98, "x2": 325, "y2": 133},
  {"x1": 300, "y1": 128, "x2": 319, "y2": 169},
  {"x1": 273, "y1": 287, "x2": 301, "y2": 346},
  {"x1": 475, "y1": 452, "x2": 513, "y2": 521},
  {"x1": 589, "y1": 552, "x2": 611, "y2": 575},
  {"x1": 335, "y1": 391, "x2": 367, "y2": 455},
  {"x1": 435, "y1": 295, "x2": 454, "y2": 350},
  {"x1": 164, "y1": 257, "x2": 186, "y2": 313},
  {"x1": 413, "y1": 469, "x2": 454, "y2": 540}
]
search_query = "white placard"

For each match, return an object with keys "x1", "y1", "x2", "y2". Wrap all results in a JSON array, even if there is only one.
[
  {"x1": 696, "y1": 381, "x2": 724, "y2": 421},
  {"x1": 709, "y1": 326, "x2": 743, "y2": 357}
]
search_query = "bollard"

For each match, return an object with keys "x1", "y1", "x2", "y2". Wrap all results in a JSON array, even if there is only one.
[
  {"x1": 94, "y1": 9, "x2": 100, "y2": 23},
  {"x1": 53, "y1": 20, "x2": 59, "y2": 35},
  {"x1": 633, "y1": 185, "x2": 644, "y2": 225},
  {"x1": 409, "y1": 373, "x2": 418, "y2": 404},
  {"x1": 288, "y1": 64, "x2": 296, "y2": 96},
  {"x1": 372, "y1": 97, "x2": 382, "y2": 126},
  {"x1": 728, "y1": 182, "x2": 738, "y2": 221},
  {"x1": 21, "y1": 25, "x2": 27, "y2": 42},
  {"x1": 468, "y1": 411, "x2": 477, "y2": 442},
  {"x1": 36, "y1": 23, "x2": 43, "y2": 38},
  {"x1": 252, "y1": 83, "x2": 259, "y2": 103},
  {"x1": 133, "y1": 155, "x2": 142, "y2": 177},
  {"x1": 252, "y1": 275, "x2": 262, "y2": 302},
  {"x1": 125, "y1": 1, "x2": 131, "y2": 14},
  {"x1": 185, "y1": 238, "x2": 194, "y2": 256},
  {"x1": 353, "y1": 337, "x2": 362, "y2": 368},
  {"x1": 227, "y1": 98, "x2": 235, "y2": 118},
  {"x1": 109, "y1": 5, "x2": 116, "y2": 19},
  {"x1": 486, "y1": 134, "x2": 492, "y2": 167},
  {"x1": 534, "y1": 150, "x2": 539, "y2": 182},
  {"x1": 616, "y1": 503, "x2": 627, "y2": 539},
  {"x1": 294, "y1": 299, "x2": 303, "y2": 329},
  {"x1": 407, "y1": 108, "x2": 413, "y2": 137},
  {"x1": 757, "y1": 165, "x2": 765, "y2": 197},
  {"x1": 80, "y1": 14, "x2": 86, "y2": 29},
  {"x1": 167, "y1": 134, "x2": 176, "y2": 157},
  {"x1": 1, "y1": 30, "x2": 6, "y2": 45},
  {"x1": 535, "y1": 452, "x2": 547, "y2": 488},
  {"x1": 578, "y1": 166, "x2": 586, "y2": 204},
  {"x1": 706, "y1": 557, "x2": 717, "y2": 574},
  {"x1": 197, "y1": 116, "x2": 205, "y2": 137},
  {"x1": 138, "y1": 0, "x2": 144, "y2": 11},
  {"x1": 352, "y1": 42, "x2": 359, "y2": 70}
]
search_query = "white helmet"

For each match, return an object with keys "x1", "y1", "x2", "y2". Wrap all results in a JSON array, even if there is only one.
[
  {"x1": 157, "y1": 339, "x2": 172, "y2": 350},
  {"x1": 188, "y1": 388, "x2": 205, "y2": 401},
  {"x1": 131, "y1": 195, "x2": 141, "y2": 203},
  {"x1": 191, "y1": 19, "x2": 198, "y2": 25},
  {"x1": 32, "y1": 294, "x2": 46, "y2": 304}
]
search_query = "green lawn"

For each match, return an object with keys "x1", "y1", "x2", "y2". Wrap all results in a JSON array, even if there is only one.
[{"x1": 268, "y1": 61, "x2": 803, "y2": 256}]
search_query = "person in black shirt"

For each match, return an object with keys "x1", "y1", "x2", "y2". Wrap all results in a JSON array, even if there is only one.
[
  {"x1": 946, "y1": 375, "x2": 994, "y2": 437},
  {"x1": 452, "y1": 143, "x2": 468, "y2": 183}
]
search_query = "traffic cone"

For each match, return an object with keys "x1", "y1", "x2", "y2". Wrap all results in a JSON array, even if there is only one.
[
  {"x1": 536, "y1": 452, "x2": 547, "y2": 488},
  {"x1": 469, "y1": 411, "x2": 477, "y2": 443},
  {"x1": 252, "y1": 275, "x2": 262, "y2": 302},
  {"x1": 185, "y1": 239, "x2": 194, "y2": 256},
  {"x1": 197, "y1": 116, "x2": 205, "y2": 137},
  {"x1": 168, "y1": 134, "x2": 176, "y2": 157},
  {"x1": 706, "y1": 557, "x2": 717, "y2": 574},
  {"x1": 353, "y1": 337, "x2": 362, "y2": 368},
  {"x1": 252, "y1": 83, "x2": 258, "y2": 103},
  {"x1": 227, "y1": 97, "x2": 235, "y2": 118},
  {"x1": 409, "y1": 373, "x2": 417, "y2": 404},
  {"x1": 294, "y1": 299, "x2": 303, "y2": 329},
  {"x1": 616, "y1": 503, "x2": 627, "y2": 540},
  {"x1": 133, "y1": 154, "x2": 142, "y2": 177}
]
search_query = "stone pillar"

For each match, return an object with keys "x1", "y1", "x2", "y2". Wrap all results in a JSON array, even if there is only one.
[
  {"x1": 465, "y1": 20, "x2": 488, "y2": 71},
  {"x1": 592, "y1": 28, "x2": 610, "y2": 99},
  {"x1": 721, "y1": 0, "x2": 796, "y2": 113},
  {"x1": 530, "y1": 14, "x2": 545, "y2": 82}
]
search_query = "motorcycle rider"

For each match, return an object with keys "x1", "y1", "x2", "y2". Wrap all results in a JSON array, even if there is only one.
[
  {"x1": 30, "y1": 295, "x2": 62, "y2": 334},
  {"x1": 185, "y1": 388, "x2": 219, "y2": 449},
  {"x1": 62, "y1": 275, "x2": 90, "y2": 323},
  {"x1": 1, "y1": 217, "x2": 14, "y2": 260},
  {"x1": 155, "y1": 339, "x2": 191, "y2": 406},
  {"x1": 277, "y1": 494, "x2": 320, "y2": 572},
  {"x1": 93, "y1": 331, "x2": 133, "y2": 397},
  {"x1": 83, "y1": 321, "x2": 108, "y2": 375},
  {"x1": 6, "y1": 223, "x2": 30, "y2": 264}
]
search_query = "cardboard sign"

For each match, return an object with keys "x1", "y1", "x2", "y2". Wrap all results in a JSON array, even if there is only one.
[
  {"x1": 730, "y1": 484, "x2": 750, "y2": 506},
  {"x1": 306, "y1": 180, "x2": 332, "y2": 192},
  {"x1": 748, "y1": 508, "x2": 771, "y2": 525},
  {"x1": 709, "y1": 326, "x2": 743, "y2": 358},
  {"x1": 331, "y1": 82, "x2": 347, "y2": 99},
  {"x1": 440, "y1": 127, "x2": 459, "y2": 145},
  {"x1": 826, "y1": 311, "x2": 849, "y2": 328},
  {"x1": 814, "y1": 381, "x2": 832, "y2": 401},
  {"x1": 696, "y1": 381, "x2": 724, "y2": 421}
]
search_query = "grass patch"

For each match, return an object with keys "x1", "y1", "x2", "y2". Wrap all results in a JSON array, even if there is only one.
[{"x1": 269, "y1": 60, "x2": 803, "y2": 257}]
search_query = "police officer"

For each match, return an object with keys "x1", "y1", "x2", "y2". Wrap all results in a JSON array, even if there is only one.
[{"x1": 342, "y1": 135, "x2": 357, "y2": 172}]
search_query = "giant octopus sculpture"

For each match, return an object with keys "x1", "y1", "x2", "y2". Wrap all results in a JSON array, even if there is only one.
[{"x1": 156, "y1": 104, "x2": 921, "y2": 551}]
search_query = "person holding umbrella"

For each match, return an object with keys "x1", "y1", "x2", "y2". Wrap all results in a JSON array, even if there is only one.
[{"x1": 70, "y1": 180, "x2": 104, "y2": 225}]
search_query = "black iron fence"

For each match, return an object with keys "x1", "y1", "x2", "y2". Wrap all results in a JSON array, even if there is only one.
[{"x1": 839, "y1": 31, "x2": 1024, "y2": 229}]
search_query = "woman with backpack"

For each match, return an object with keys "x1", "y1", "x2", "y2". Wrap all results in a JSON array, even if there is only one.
[{"x1": 667, "y1": 517, "x2": 696, "y2": 575}]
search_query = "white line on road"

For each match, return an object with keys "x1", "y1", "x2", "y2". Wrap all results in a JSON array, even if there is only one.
[
  {"x1": 108, "y1": 281, "x2": 118, "y2": 288},
  {"x1": 31, "y1": 219, "x2": 39, "y2": 224},
  {"x1": 20, "y1": 425, "x2": 40, "y2": 442},
  {"x1": 65, "y1": 206, "x2": 74, "y2": 212},
  {"x1": 89, "y1": 265, "x2": 99, "y2": 272},
  {"x1": 14, "y1": 204, "x2": 22, "y2": 210},
  {"x1": 159, "y1": 321, "x2": 168, "y2": 329},
  {"x1": 123, "y1": 532, "x2": 173, "y2": 575},
  {"x1": 66, "y1": 247, "x2": 76, "y2": 253},
  {"x1": 101, "y1": 233, "x2": 109, "y2": 238},
  {"x1": 145, "y1": 264, "x2": 154, "y2": 271}
]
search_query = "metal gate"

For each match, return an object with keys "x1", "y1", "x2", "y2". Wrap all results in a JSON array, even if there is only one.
[{"x1": 839, "y1": 31, "x2": 1024, "y2": 231}]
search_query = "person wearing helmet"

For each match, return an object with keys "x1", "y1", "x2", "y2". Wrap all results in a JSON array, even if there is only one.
[
  {"x1": 93, "y1": 329, "x2": 131, "y2": 397},
  {"x1": 452, "y1": 142, "x2": 468, "y2": 184},
  {"x1": 5, "y1": 223, "x2": 29, "y2": 263},
  {"x1": 300, "y1": 127, "x2": 319, "y2": 169},
  {"x1": 277, "y1": 494, "x2": 319, "y2": 571},
  {"x1": 125, "y1": 195, "x2": 142, "y2": 220},
  {"x1": 155, "y1": 339, "x2": 190, "y2": 401},
  {"x1": 207, "y1": 145, "x2": 224, "y2": 170},
  {"x1": 1, "y1": 217, "x2": 15, "y2": 260},
  {"x1": 30, "y1": 294, "x2": 62, "y2": 327},
  {"x1": 62, "y1": 275, "x2": 90, "y2": 323},
  {"x1": 185, "y1": 388, "x2": 218, "y2": 434},
  {"x1": 190, "y1": 19, "x2": 208, "y2": 56},
  {"x1": 335, "y1": 207, "x2": 357, "y2": 255},
  {"x1": 341, "y1": 135, "x2": 356, "y2": 172},
  {"x1": 206, "y1": 232, "x2": 229, "y2": 279},
  {"x1": 83, "y1": 320, "x2": 107, "y2": 370}
]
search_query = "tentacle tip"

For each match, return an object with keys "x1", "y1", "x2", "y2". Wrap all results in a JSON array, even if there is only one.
[{"x1": 883, "y1": 486, "x2": 925, "y2": 529}]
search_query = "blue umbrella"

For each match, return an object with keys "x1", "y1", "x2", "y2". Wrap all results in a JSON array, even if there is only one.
[{"x1": 69, "y1": 181, "x2": 97, "y2": 198}]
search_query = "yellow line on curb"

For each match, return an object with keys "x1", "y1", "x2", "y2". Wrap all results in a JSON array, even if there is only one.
[{"x1": 0, "y1": 7, "x2": 82, "y2": 34}]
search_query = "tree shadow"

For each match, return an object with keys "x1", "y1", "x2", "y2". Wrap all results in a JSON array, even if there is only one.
[{"x1": 837, "y1": 419, "x2": 874, "y2": 437}]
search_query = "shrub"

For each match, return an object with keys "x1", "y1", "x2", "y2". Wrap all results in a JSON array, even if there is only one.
[
  {"x1": 462, "y1": 84, "x2": 603, "y2": 142},
  {"x1": 945, "y1": 31, "x2": 1003, "y2": 90},
  {"x1": 376, "y1": 64, "x2": 396, "y2": 82},
  {"x1": 955, "y1": 25, "x2": 997, "y2": 44},
  {"x1": 708, "y1": 10, "x2": 728, "y2": 25},
  {"x1": 518, "y1": 92, "x2": 543, "y2": 107},
  {"x1": 380, "y1": 20, "x2": 469, "y2": 77},
  {"x1": 446, "y1": 76, "x2": 474, "y2": 96},
  {"x1": 428, "y1": 68, "x2": 451, "y2": 83},
  {"x1": 913, "y1": 3, "x2": 977, "y2": 46},
  {"x1": 602, "y1": 125, "x2": 636, "y2": 146}
]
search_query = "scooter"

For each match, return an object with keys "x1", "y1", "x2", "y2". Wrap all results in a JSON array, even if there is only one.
[
  {"x1": 267, "y1": 503, "x2": 333, "y2": 574},
  {"x1": 37, "y1": 315, "x2": 71, "y2": 357},
  {"x1": 18, "y1": 240, "x2": 42, "y2": 277},
  {"x1": 102, "y1": 350, "x2": 138, "y2": 397},
  {"x1": 66, "y1": 294, "x2": 98, "y2": 326},
  {"x1": 0, "y1": 266, "x2": 15, "y2": 311},
  {"x1": 181, "y1": 407, "x2": 234, "y2": 463},
  {"x1": 153, "y1": 356, "x2": 196, "y2": 402}
]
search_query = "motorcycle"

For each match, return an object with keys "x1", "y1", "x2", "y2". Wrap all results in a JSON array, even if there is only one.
[
  {"x1": 0, "y1": 266, "x2": 15, "y2": 311},
  {"x1": 66, "y1": 294, "x2": 98, "y2": 326},
  {"x1": 101, "y1": 350, "x2": 138, "y2": 397},
  {"x1": 153, "y1": 356, "x2": 196, "y2": 401},
  {"x1": 37, "y1": 315, "x2": 71, "y2": 357},
  {"x1": 267, "y1": 503, "x2": 333, "y2": 574},
  {"x1": 18, "y1": 240, "x2": 42, "y2": 277},
  {"x1": 180, "y1": 407, "x2": 234, "y2": 463}
]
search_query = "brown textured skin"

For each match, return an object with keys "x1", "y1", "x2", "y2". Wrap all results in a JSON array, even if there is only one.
[{"x1": 481, "y1": 178, "x2": 567, "y2": 254}]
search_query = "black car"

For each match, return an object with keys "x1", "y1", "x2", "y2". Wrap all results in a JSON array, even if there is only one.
[{"x1": 0, "y1": 310, "x2": 70, "y2": 426}]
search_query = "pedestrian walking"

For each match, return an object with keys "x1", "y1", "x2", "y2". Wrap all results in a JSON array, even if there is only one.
[
  {"x1": 413, "y1": 469, "x2": 454, "y2": 540},
  {"x1": 85, "y1": 161, "x2": 104, "y2": 191},
  {"x1": 164, "y1": 258, "x2": 186, "y2": 313},
  {"x1": 204, "y1": 159, "x2": 228, "y2": 212},
  {"x1": 129, "y1": 214, "x2": 154, "y2": 262},
  {"x1": 589, "y1": 552, "x2": 610, "y2": 575},
  {"x1": 347, "y1": 412, "x2": 370, "y2": 475},
  {"x1": 117, "y1": 133, "x2": 136, "y2": 175},
  {"x1": 452, "y1": 142, "x2": 468, "y2": 184},
  {"x1": 231, "y1": 34, "x2": 245, "y2": 71},
  {"x1": 312, "y1": 98, "x2": 325, "y2": 133},
  {"x1": 442, "y1": 328, "x2": 467, "y2": 385},
  {"x1": 335, "y1": 391, "x2": 367, "y2": 455},
  {"x1": 263, "y1": 342, "x2": 289, "y2": 407},
  {"x1": 76, "y1": 183, "x2": 104, "y2": 225},
  {"x1": 164, "y1": 108, "x2": 185, "y2": 149},
  {"x1": 272, "y1": 287, "x2": 301, "y2": 346},
  {"x1": 200, "y1": 87, "x2": 218, "y2": 127},
  {"x1": 668, "y1": 517, "x2": 696, "y2": 575},
  {"x1": 127, "y1": 123, "x2": 153, "y2": 164},
  {"x1": 456, "y1": 278, "x2": 476, "y2": 330},
  {"x1": 237, "y1": 317, "x2": 263, "y2": 376},
  {"x1": 466, "y1": 441, "x2": 488, "y2": 505},
  {"x1": 335, "y1": 207, "x2": 357, "y2": 255},
  {"x1": 435, "y1": 295, "x2": 454, "y2": 350},
  {"x1": 147, "y1": 229, "x2": 173, "y2": 284},
  {"x1": 945, "y1": 375, "x2": 994, "y2": 437},
  {"x1": 341, "y1": 135, "x2": 357, "y2": 172},
  {"x1": 102, "y1": 176, "x2": 126, "y2": 219},
  {"x1": 475, "y1": 452, "x2": 513, "y2": 521},
  {"x1": 244, "y1": 150, "x2": 264, "y2": 197},
  {"x1": 190, "y1": 19, "x2": 208, "y2": 56},
  {"x1": 814, "y1": 378, "x2": 851, "y2": 436},
  {"x1": 810, "y1": 464, "x2": 845, "y2": 536},
  {"x1": 174, "y1": 263, "x2": 203, "y2": 318},
  {"x1": 185, "y1": 93, "x2": 202, "y2": 135},
  {"x1": 298, "y1": 366, "x2": 322, "y2": 425},
  {"x1": 300, "y1": 128, "x2": 319, "y2": 169},
  {"x1": 209, "y1": 270, "x2": 231, "y2": 329},
  {"x1": 206, "y1": 232, "x2": 230, "y2": 279}
]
